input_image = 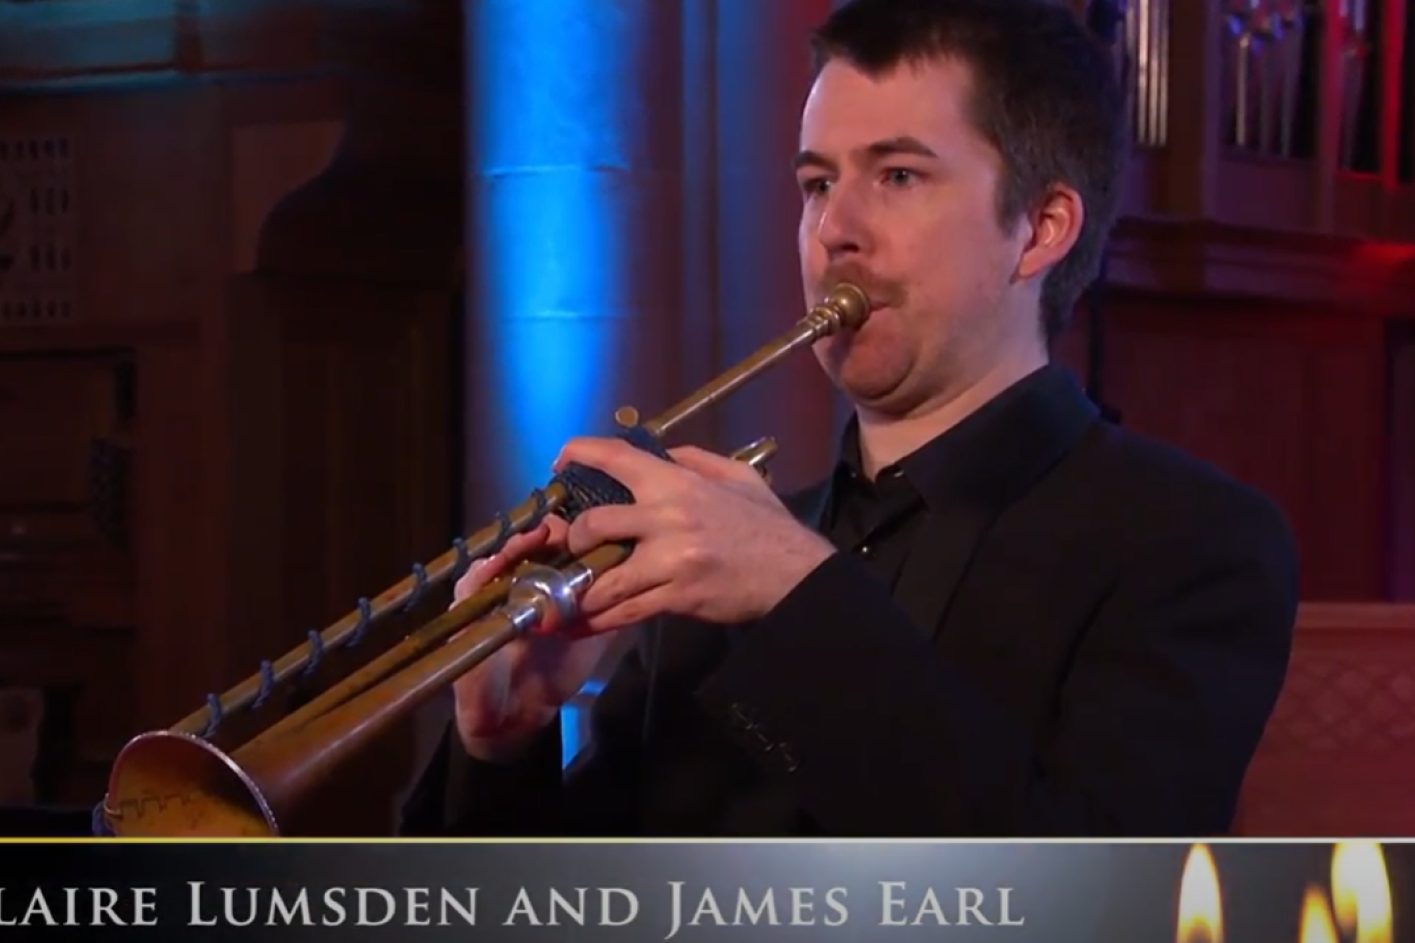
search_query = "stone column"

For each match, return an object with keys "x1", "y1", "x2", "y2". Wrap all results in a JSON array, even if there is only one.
[
  {"x1": 675, "y1": 0, "x2": 724, "y2": 450},
  {"x1": 463, "y1": 1, "x2": 686, "y2": 767},
  {"x1": 713, "y1": 0, "x2": 843, "y2": 492},
  {"x1": 463, "y1": 0, "x2": 685, "y2": 518}
]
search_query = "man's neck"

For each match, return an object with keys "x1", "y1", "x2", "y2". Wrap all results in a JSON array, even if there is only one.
[{"x1": 854, "y1": 347, "x2": 1049, "y2": 479}]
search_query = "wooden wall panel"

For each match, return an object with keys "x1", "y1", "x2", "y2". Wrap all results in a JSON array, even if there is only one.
[
  {"x1": 1391, "y1": 326, "x2": 1415, "y2": 598},
  {"x1": 0, "y1": 25, "x2": 460, "y2": 822},
  {"x1": 1073, "y1": 293, "x2": 1391, "y2": 599},
  {"x1": 200, "y1": 276, "x2": 455, "y2": 836},
  {"x1": 1238, "y1": 604, "x2": 1415, "y2": 836}
]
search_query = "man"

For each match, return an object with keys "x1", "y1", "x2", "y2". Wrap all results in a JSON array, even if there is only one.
[{"x1": 399, "y1": 0, "x2": 1298, "y2": 837}]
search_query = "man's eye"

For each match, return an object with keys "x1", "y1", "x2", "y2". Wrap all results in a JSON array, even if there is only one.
[
  {"x1": 800, "y1": 177, "x2": 832, "y2": 196},
  {"x1": 883, "y1": 168, "x2": 919, "y2": 187}
]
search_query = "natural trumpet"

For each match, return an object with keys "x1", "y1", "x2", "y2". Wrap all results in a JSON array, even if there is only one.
[{"x1": 99, "y1": 282, "x2": 871, "y2": 837}]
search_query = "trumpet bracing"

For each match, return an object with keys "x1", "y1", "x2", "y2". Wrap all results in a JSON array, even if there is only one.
[{"x1": 100, "y1": 283, "x2": 870, "y2": 837}]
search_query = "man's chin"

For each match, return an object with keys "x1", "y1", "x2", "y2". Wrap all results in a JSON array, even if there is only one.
[{"x1": 829, "y1": 360, "x2": 912, "y2": 410}]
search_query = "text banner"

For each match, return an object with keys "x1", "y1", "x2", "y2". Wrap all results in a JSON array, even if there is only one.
[{"x1": 0, "y1": 840, "x2": 1398, "y2": 941}]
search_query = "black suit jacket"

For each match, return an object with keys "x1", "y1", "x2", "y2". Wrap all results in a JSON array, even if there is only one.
[{"x1": 400, "y1": 368, "x2": 1298, "y2": 837}]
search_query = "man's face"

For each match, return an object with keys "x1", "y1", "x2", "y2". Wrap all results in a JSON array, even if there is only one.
[{"x1": 796, "y1": 56, "x2": 1035, "y2": 416}]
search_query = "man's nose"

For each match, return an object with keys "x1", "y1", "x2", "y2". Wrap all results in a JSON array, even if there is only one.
[{"x1": 814, "y1": 185, "x2": 870, "y2": 259}]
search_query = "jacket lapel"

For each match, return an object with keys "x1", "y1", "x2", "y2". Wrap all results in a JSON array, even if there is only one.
[{"x1": 892, "y1": 367, "x2": 1099, "y2": 642}]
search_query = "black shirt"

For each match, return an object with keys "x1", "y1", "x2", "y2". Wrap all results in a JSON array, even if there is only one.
[
  {"x1": 823, "y1": 461, "x2": 923, "y2": 591},
  {"x1": 819, "y1": 364, "x2": 1057, "y2": 592},
  {"x1": 706, "y1": 363, "x2": 1062, "y2": 834}
]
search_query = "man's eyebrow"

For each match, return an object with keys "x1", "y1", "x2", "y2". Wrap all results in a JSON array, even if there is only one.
[
  {"x1": 793, "y1": 149, "x2": 833, "y2": 172},
  {"x1": 864, "y1": 135, "x2": 939, "y2": 160},
  {"x1": 792, "y1": 136, "x2": 939, "y2": 173}
]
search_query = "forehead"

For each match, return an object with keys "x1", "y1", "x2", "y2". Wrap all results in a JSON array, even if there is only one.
[{"x1": 799, "y1": 57, "x2": 979, "y2": 154}]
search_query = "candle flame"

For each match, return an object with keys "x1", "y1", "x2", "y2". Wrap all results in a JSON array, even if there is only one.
[
  {"x1": 1331, "y1": 841, "x2": 1393, "y2": 943},
  {"x1": 1177, "y1": 843, "x2": 1223, "y2": 943},
  {"x1": 1300, "y1": 886, "x2": 1340, "y2": 943}
]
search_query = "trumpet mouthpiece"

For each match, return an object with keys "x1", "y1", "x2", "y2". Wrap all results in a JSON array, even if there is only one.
[{"x1": 822, "y1": 283, "x2": 870, "y2": 330}]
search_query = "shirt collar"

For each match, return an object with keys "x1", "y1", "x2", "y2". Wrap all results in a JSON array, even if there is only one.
[{"x1": 833, "y1": 363, "x2": 1086, "y2": 512}]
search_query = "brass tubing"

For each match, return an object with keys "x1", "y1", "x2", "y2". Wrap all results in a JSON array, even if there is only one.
[
  {"x1": 242, "y1": 437, "x2": 779, "y2": 750},
  {"x1": 644, "y1": 284, "x2": 869, "y2": 438},
  {"x1": 102, "y1": 284, "x2": 868, "y2": 837},
  {"x1": 238, "y1": 571, "x2": 526, "y2": 752},
  {"x1": 233, "y1": 542, "x2": 636, "y2": 833},
  {"x1": 169, "y1": 483, "x2": 570, "y2": 737},
  {"x1": 171, "y1": 285, "x2": 864, "y2": 739}
]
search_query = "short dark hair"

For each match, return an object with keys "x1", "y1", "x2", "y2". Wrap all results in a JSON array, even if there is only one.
[{"x1": 811, "y1": 0, "x2": 1128, "y2": 341}]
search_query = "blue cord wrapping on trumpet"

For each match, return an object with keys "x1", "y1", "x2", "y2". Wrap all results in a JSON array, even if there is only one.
[
  {"x1": 303, "y1": 629, "x2": 325, "y2": 676},
  {"x1": 347, "y1": 597, "x2": 375, "y2": 645},
  {"x1": 550, "y1": 423, "x2": 672, "y2": 520},
  {"x1": 251, "y1": 661, "x2": 276, "y2": 709},
  {"x1": 200, "y1": 694, "x2": 223, "y2": 739},
  {"x1": 400, "y1": 567, "x2": 429, "y2": 615}
]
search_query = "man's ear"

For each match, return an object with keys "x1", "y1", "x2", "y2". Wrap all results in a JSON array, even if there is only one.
[{"x1": 1016, "y1": 184, "x2": 1085, "y2": 282}]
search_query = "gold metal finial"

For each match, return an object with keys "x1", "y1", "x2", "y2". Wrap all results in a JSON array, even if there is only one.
[
  {"x1": 728, "y1": 436, "x2": 778, "y2": 479},
  {"x1": 614, "y1": 406, "x2": 641, "y2": 428}
]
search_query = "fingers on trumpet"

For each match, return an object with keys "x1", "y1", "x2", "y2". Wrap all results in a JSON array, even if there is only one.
[
  {"x1": 450, "y1": 518, "x2": 569, "y2": 607},
  {"x1": 450, "y1": 436, "x2": 776, "y2": 630},
  {"x1": 456, "y1": 439, "x2": 775, "y2": 604}
]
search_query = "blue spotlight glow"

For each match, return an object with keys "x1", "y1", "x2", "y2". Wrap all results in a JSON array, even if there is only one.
[
  {"x1": 467, "y1": 1, "x2": 674, "y2": 768},
  {"x1": 473, "y1": 171, "x2": 626, "y2": 490}
]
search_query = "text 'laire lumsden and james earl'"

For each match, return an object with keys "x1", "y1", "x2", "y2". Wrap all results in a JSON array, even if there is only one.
[{"x1": 0, "y1": 880, "x2": 1026, "y2": 935}]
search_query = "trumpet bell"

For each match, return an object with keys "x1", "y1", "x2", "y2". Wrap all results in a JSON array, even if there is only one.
[{"x1": 105, "y1": 731, "x2": 280, "y2": 837}]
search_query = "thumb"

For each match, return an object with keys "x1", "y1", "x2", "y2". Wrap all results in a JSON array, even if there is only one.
[{"x1": 451, "y1": 522, "x2": 551, "y2": 603}]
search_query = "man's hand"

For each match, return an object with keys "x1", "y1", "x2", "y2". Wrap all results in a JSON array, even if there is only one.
[
  {"x1": 449, "y1": 519, "x2": 615, "y2": 759},
  {"x1": 553, "y1": 436, "x2": 837, "y2": 632}
]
